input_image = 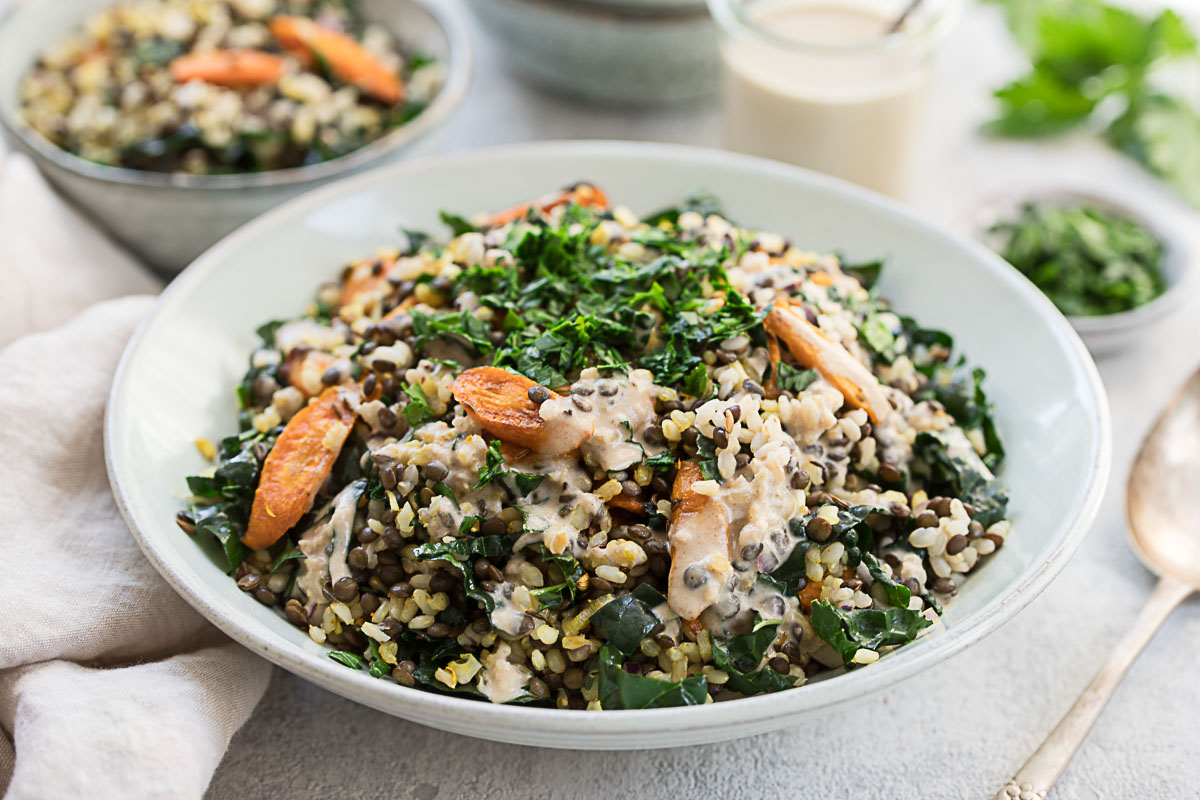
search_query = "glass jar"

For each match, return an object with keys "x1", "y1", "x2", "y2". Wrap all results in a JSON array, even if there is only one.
[{"x1": 708, "y1": 0, "x2": 960, "y2": 198}]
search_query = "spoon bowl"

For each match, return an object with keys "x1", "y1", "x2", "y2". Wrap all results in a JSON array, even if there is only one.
[{"x1": 1127, "y1": 366, "x2": 1200, "y2": 586}]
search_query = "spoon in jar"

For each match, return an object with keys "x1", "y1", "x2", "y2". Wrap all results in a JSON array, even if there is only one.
[{"x1": 993, "y1": 367, "x2": 1200, "y2": 800}]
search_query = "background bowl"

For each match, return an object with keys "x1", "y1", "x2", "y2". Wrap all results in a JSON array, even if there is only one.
[
  {"x1": 106, "y1": 140, "x2": 1110, "y2": 749},
  {"x1": 0, "y1": 0, "x2": 472, "y2": 276},
  {"x1": 968, "y1": 187, "x2": 1192, "y2": 357},
  {"x1": 463, "y1": 0, "x2": 718, "y2": 106}
]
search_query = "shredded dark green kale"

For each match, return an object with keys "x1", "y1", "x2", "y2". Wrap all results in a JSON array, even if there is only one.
[{"x1": 990, "y1": 202, "x2": 1166, "y2": 316}]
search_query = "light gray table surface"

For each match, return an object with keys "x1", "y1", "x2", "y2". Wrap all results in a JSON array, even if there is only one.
[{"x1": 207, "y1": 3, "x2": 1200, "y2": 799}]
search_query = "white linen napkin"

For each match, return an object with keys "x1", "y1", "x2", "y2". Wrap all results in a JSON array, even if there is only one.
[{"x1": 0, "y1": 150, "x2": 272, "y2": 799}]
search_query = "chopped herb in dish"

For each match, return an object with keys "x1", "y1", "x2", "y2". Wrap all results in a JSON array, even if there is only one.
[
  {"x1": 990, "y1": 202, "x2": 1166, "y2": 317},
  {"x1": 19, "y1": 0, "x2": 441, "y2": 174},
  {"x1": 180, "y1": 185, "x2": 1012, "y2": 707},
  {"x1": 984, "y1": 0, "x2": 1200, "y2": 207}
]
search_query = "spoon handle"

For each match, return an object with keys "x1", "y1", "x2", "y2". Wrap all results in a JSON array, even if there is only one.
[{"x1": 993, "y1": 575, "x2": 1194, "y2": 800}]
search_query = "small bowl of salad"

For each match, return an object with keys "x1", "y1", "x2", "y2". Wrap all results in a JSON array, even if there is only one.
[
  {"x1": 0, "y1": 0, "x2": 471, "y2": 274},
  {"x1": 972, "y1": 189, "x2": 1190, "y2": 356}
]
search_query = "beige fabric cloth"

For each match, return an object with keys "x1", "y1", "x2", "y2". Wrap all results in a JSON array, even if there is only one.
[
  {"x1": 0, "y1": 153, "x2": 160, "y2": 349},
  {"x1": 0, "y1": 150, "x2": 272, "y2": 798}
]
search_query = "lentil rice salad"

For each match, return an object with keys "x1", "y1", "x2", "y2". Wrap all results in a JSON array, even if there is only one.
[
  {"x1": 179, "y1": 185, "x2": 1012, "y2": 709},
  {"x1": 18, "y1": 0, "x2": 442, "y2": 174}
]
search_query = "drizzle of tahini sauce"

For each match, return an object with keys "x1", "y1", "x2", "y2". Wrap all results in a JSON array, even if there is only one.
[
  {"x1": 477, "y1": 641, "x2": 531, "y2": 704},
  {"x1": 666, "y1": 397, "x2": 807, "y2": 622},
  {"x1": 295, "y1": 480, "x2": 362, "y2": 604},
  {"x1": 535, "y1": 397, "x2": 594, "y2": 457},
  {"x1": 512, "y1": 453, "x2": 604, "y2": 556},
  {"x1": 667, "y1": 474, "x2": 734, "y2": 621},
  {"x1": 576, "y1": 368, "x2": 663, "y2": 471}
]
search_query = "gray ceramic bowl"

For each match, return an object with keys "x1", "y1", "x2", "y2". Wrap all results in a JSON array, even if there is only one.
[
  {"x1": 969, "y1": 188, "x2": 1191, "y2": 357},
  {"x1": 464, "y1": 0, "x2": 718, "y2": 106},
  {"x1": 0, "y1": 0, "x2": 472, "y2": 276}
]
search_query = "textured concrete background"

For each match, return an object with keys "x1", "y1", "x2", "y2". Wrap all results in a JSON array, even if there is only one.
[{"x1": 208, "y1": 3, "x2": 1200, "y2": 798}]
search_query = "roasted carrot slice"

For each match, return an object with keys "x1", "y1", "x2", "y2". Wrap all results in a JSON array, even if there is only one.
[
  {"x1": 280, "y1": 348, "x2": 337, "y2": 397},
  {"x1": 798, "y1": 567, "x2": 855, "y2": 612},
  {"x1": 666, "y1": 461, "x2": 732, "y2": 620},
  {"x1": 269, "y1": 15, "x2": 403, "y2": 104},
  {"x1": 451, "y1": 367, "x2": 592, "y2": 455},
  {"x1": 764, "y1": 300, "x2": 892, "y2": 424},
  {"x1": 339, "y1": 257, "x2": 395, "y2": 309},
  {"x1": 243, "y1": 385, "x2": 361, "y2": 550},
  {"x1": 168, "y1": 49, "x2": 286, "y2": 87},
  {"x1": 483, "y1": 183, "x2": 609, "y2": 228},
  {"x1": 381, "y1": 295, "x2": 419, "y2": 322},
  {"x1": 607, "y1": 493, "x2": 647, "y2": 517}
]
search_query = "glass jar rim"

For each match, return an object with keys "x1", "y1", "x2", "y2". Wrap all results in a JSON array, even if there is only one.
[{"x1": 706, "y1": 0, "x2": 961, "y2": 56}]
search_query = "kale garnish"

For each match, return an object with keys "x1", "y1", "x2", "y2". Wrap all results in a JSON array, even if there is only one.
[
  {"x1": 912, "y1": 431, "x2": 1010, "y2": 527},
  {"x1": 810, "y1": 600, "x2": 933, "y2": 666},
  {"x1": 184, "y1": 431, "x2": 277, "y2": 572},
  {"x1": 711, "y1": 614, "x2": 796, "y2": 695},
  {"x1": 595, "y1": 645, "x2": 709, "y2": 709},
  {"x1": 588, "y1": 584, "x2": 665, "y2": 656}
]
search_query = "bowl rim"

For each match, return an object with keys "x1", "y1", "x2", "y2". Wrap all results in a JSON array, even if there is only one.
[
  {"x1": 967, "y1": 185, "x2": 1193, "y2": 335},
  {"x1": 0, "y1": 0, "x2": 474, "y2": 190},
  {"x1": 105, "y1": 140, "x2": 1112, "y2": 742}
]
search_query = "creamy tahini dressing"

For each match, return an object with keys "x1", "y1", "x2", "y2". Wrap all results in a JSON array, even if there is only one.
[
  {"x1": 667, "y1": 495, "x2": 732, "y2": 620},
  {"x1": 327, "y1": 481, "x2": 362, "y2": 587},
  {"x1": 296, "y1": 480, "x2": 363, "y2": 604},
  {"x1": 477, "y1": 641, "x2": 531, "y2": 704},
  {"x1": 575, "y1": 368, "x2": 663, "y2": 471},
  {"x1": 665, "y1": 396, "x2": 810, "y2": 624},
  {"x1": 511, "y1": 368, "x2": 664, "y2": 555},
  {"x1": 512, "y1": 453, "x2": 604, "y2": 556},
  {"x1": 535, "y1": 397, "x2": 594, "y2": 457},
  {"x1": 487, "y1": 588, "x2": 528, "y2": 636}
]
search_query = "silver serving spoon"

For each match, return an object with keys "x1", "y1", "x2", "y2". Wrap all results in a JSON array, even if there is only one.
[{"x1": 993, "y1": 368, "x2": 1200, "y2": 800}]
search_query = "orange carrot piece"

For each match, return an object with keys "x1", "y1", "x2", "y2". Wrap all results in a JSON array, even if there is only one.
[
  {"x1": 483, "y1": 183, "x2": 609, "y2": 228},
  {"x1": 764, "y1": 300, "x2": 892, "y2": 424},
  {"x1": 269, "y1": 15, "x2": 403, "y2": 104},
  {"x1": 451, "y1": 366, "x2": 592, "y2": 454},
  {"x1": 498, "y1": 440, "x2": 533, "y2": 464},
  {"x1": 381, "y1": 295, "x2": 419, "y2": 322},
  {"x1": 607, "y1": 493, "x2": 647, "y2": 517},
  {"x1": 168, "y1": 49, "x2": 286, "y2": 87},
  {"x1": 799, "y1": 567, "x2": 855, "y2": 612},
  {"x1": 809, "y1": 271, "x2": 834, "y2": 287},
  {"x1": 280, "y1": 349, "x2": 337, "y2": 397},
  {"x1": 243, "y1": 385, "x2": 360, "y2": 550},
  {"x1": 339, "y1": 258, "x2": 394, "y2": 308}
]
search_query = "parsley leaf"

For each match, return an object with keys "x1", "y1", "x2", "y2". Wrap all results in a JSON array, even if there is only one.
[
  {"x1": 775, "y1": 362, "x2": 818, "y2": 394},
  {"x1": 402, "y1": 383, "x2": 435, "y2": 427},
  {"x1": 985, "y1": 0, "x2": 1200, "y2": 206}
]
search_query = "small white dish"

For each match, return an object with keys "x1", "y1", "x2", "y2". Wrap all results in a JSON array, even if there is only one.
[
  {"x1": 968, "y1": 188, "x2": 1191, "y2": 357},
  {"x1": 105, "y1": 141, "x2": 1110, "y2": 749}
]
